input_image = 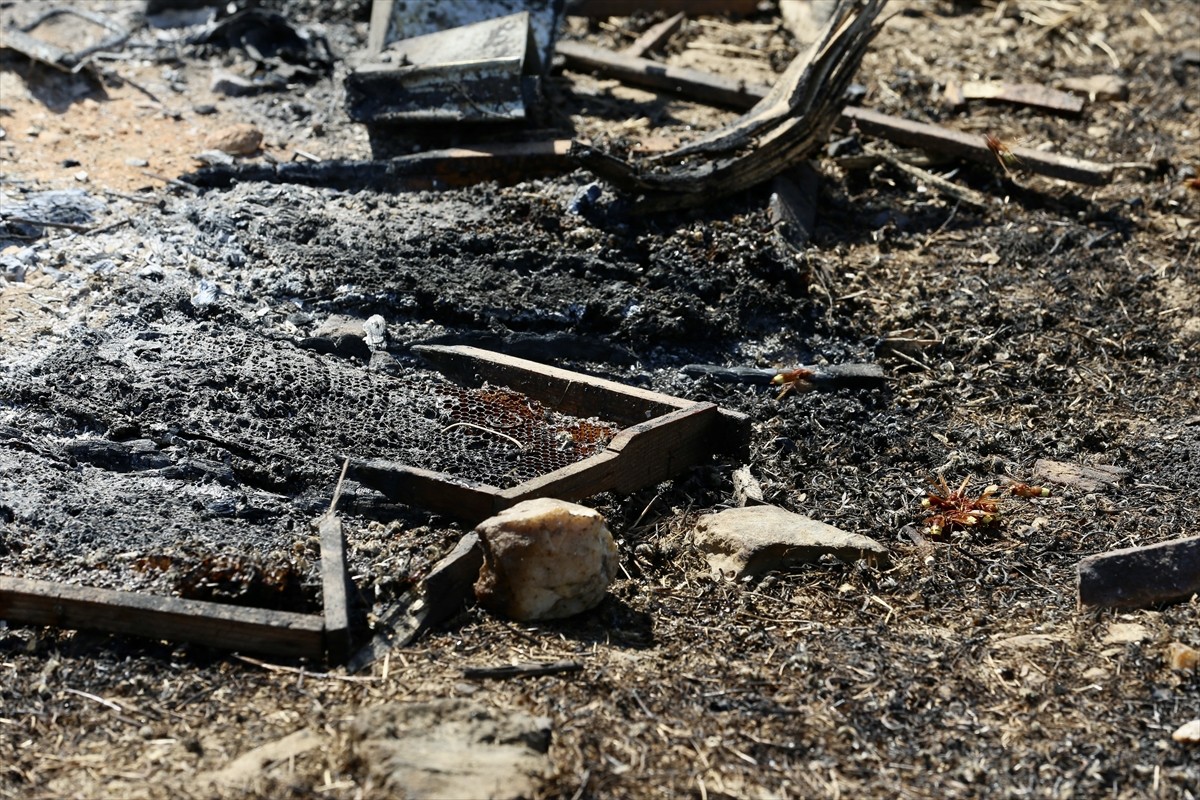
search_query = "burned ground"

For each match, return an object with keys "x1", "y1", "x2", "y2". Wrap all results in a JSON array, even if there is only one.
[{"x1": 2, "y1": 1, "x2": 1199, "y2": 798}]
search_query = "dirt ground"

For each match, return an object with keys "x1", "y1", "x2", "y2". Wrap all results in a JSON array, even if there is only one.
[{"x1": 2, "y1": 1, "x2": 1199, "y2": 798}]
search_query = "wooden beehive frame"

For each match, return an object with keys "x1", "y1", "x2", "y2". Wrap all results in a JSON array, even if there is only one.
[
  {"x1": 0, "y1": 347, "x2": 748, "y2": 661},
  {"x1": 0, "y1": 510, "x2": 353, "y2": 663},
  {"x1": 348, "y1": 345, "x2": 750, "y2": 524}
]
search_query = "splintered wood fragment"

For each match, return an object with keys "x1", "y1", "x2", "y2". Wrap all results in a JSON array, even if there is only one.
[
  {"x1": 346, "y1": 533, "x2": 484, "y2": 673},
  {"x1": 568, "y1": 0, "x2": 887, "y2": 210},
  {"x1": 462, "y1": 660, "x2": 584, "y2": 680},
  {"x1": 623, "y1": 11, "x2": 685, "y2": 58},
  {"x1": 0, "y1": 576, "x2": 324, "y2": 659},
  {"x1": 769, "y1": 162, "x2": 820, "y2": 250},
  {"x1": 1078, "y1": 535, "x2": 1200, "y2": 609},
  {"x1": 318, "y1": 512, "x2": 353, "y2": 664},
  {"x1": 1032, "y1": 459, "x2": 1128, "y2": 492},
  {"x1": 959, "y1": 81, "x2": 1085, "y2": 115}
]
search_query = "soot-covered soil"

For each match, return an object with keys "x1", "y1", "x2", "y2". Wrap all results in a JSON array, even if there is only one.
[{"x1": 1, "y1": 1, "x2": 1199, "y2": 798}]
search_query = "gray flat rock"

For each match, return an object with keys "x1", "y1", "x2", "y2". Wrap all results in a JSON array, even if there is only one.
[
  {"x1": 349, "y1": 698, "x2": 551, "y2": 800},
  {"x1": 1078, "y1": 534, "x2": 1200, "y2": 609},
  {"x1": 693, "y1": 504, "x2": 888, "y2": 580}
]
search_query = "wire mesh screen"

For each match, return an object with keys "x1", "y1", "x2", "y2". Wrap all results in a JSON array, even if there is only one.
[{"x1": 4, "y1": 320, "x2": 620, "y2": 491}]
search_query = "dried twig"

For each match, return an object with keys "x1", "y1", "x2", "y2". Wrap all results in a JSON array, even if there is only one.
[
  {"x1": 867, "y1": 145, "x2": 991, "y2": 209},
  {"x1": 462, "y1": 660, "x2": 584, "y2": 680},
  {"x1": 440, "y1": 422, "x2": 523, "y2": 449},
  {"x1": 233, "y1": 654, "x2": 380, "y2": 683}
]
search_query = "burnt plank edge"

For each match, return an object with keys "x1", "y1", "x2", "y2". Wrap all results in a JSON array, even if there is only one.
[
  {"x1": 318, "y1": 513, "x2": 353, "y2": 664},
  {"x1": 0, "y1": 576, "x2": 324, "y2": 659}
]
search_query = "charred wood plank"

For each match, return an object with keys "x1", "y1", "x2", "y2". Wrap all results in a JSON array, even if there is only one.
[
  {"x1": 567, "y1": 0, "x2": 758, "y2": 17},
  {"x1": 557, "y1": 40, "x2": 767, "y2": 110},
  {"x1": 623, "y1": 11, "x2": 685, "y2": 58},
  {"x1": 184, "y1": 140, "x2": 577, "y2": 191},
  {"x1": 840, "y1": 107, "x2": 1112, "y2": 185},
  {"x1": 413, "y1": 344, "x2": 694, "y2": 424},
  {"x1": 462, "y1": 660, "x2": 583, "y2": 679},
  {"x1": 318, "y1": 512, "x2": 353, "y2": 664},
  {"x1": 0, "y1": 576, "x2": 324, "y2": 659}
]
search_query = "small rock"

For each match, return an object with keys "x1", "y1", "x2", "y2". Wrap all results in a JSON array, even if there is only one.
[
  {"x1": 124, "y1": 157, "x2": 149, "y2": 168},
  {"x1": 1033, "y1": 459, "x2": 1128, "y2": 492},
  {"x1": 363, "y1": 314, "x2": 387, "y2": 348},
  {"x1": 474, "y1": 498, "x2": 618, "y2": 621},
  {"x1": 1078, "y1": 534, "x2": 1200, "y2": 609},
  {"x1": 1101, "y1": 622, "x2": 1150, "y2": 645},
  {"x1": 201, "y1": 728, "x2": 321, "y2": 787},
  {"x1": 191, "y1": 149, "x2": 235, "y2": 167},
  {"x1": 193, "y1": 103, "x2": 217, "y2": 115},
  {"x1": 692, "y1": 505, "x2": 888, "y2": 580},
  {"x1": 210, "y1": 70, "x2": 286, "y2": 96},
  {"x1": 1059, "y1": 74, "x2": 1129, "y2": 102},
  {"x1": 1167, "y1": 642, "x2": 1199, "y2": 671},
  {"x1": 1172, "y1": 719, "x2": 1200, "y2": 744},
  {"x1": 349, "y1": 699, "x2": 550, "y2": 800},
  {"x1": 204, "y1": 123, "x2": 263, "y2": 156}
]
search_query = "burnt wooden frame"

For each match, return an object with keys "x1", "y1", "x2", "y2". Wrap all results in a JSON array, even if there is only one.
[
  {"x1": 349, "y1": 345, "x2": 750, "y2": 525},
  {"x1": 0, "y1": 515, "x2": 350, "y2": 662},
  {"x1": 0, "y1": 514, "x2": 354, "y2": 663},
  {"x1": 0, "y1": 347, "x2": 747, "y2": 660}
]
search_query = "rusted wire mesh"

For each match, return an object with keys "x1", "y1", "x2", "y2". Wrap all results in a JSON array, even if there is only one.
[{"x1": 4, "y1": 320, "x2": 619, "y2": 490}]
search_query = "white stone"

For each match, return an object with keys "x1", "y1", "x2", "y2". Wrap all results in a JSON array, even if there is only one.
[
  {"x1": 474, "y1": 498, "x2": 618, "y2": 621},
  {"x1": 693, "y1": 504, "x2": 888, "y2": 580},
  {"x1": 1171, "y1": 719, "x2": 1200, "y2": 744}
]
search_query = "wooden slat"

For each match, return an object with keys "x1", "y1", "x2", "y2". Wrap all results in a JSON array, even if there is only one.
[
  {"x1": 623, "y1": 11, "x2": 685, "y2": 59},
  {"x1": 959, "y1": 81, "x2": 1085, "y2": 116},
  {"x1": 840, "y1": 107, "x2": 1112, "y2": 186},
  {"x1": 498, "y1": 403, "x2": 718, "y2": 503},
  {"x1": 318, "y1": 513, "x2": 353, "y2": 663},
  {"x1": 367, "y1": 0, "x2": 394, "y2": 54},
  {"x1": 413, "y1": 344, "x2": 694, "y2": 424},
  {"x1": 347, "y1": 458, "x2": 503, "y2": 522},
  {"x1": 0, "y1": 576, "x2": 325, "y2": 659},
  {"x1": 557, "y1": 41, "x2": 768, "y2": 110}
]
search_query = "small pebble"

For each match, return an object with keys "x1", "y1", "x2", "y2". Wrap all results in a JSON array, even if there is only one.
[
  {"x1": 1167, "y1": 642, "x2": 1199, "y2": 671},
  {"x1": 1172, "y1": 719, "x2": 1200, "y2": 744}
]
